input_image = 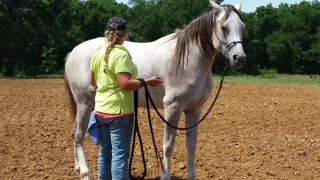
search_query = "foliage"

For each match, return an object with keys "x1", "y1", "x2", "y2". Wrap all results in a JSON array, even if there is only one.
[
  {"x1": 1, "y1": 0, "x2": 320, "y2": 77},
  {"x1": 41, "y1": 47, "x2": 58, "y2": 74},
  {"x1": 259, "y1": 68, "x2": 277, "y2": 79}
]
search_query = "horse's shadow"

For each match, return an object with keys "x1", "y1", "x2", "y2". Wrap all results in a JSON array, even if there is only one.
[{"x1": 145, "y1": 176, "x2": 186, "y2": 180}]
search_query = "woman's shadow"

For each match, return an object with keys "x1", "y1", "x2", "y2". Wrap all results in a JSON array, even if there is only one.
[{"x1": 145, "y1": 176, "x2": 186, "y2": 180}]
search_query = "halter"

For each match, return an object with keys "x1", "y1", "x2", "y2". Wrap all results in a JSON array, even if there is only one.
[
  {"x1": 213, "y1": 10, "x2": 243, "y2": 52},
  {"x1": 224, "y1": 40, "x2": 243, "y2": 51}
]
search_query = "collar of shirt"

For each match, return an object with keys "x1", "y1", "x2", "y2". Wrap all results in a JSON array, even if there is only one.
[{"x1": 104, "y1": 43, "x2": 131, "y2": 56}]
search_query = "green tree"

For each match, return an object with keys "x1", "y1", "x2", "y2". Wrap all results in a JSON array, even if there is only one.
[
  {"x1": 1, "y1": 0, "x2": 320, "y2": 77},
  {"x1": 265, "y1": 31, "x2": 294, "y2": 73},
  {"x1": 0, "y1": 0, "x2": 76, "y2": 75}
]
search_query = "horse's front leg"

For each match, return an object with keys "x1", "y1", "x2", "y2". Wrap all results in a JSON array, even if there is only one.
[
  {"x1": 161, "y1": 101, "x2": 183, "y2": 180},
  {"x1": 185, "y1": 108, "x2": 202, "y2": 180}
]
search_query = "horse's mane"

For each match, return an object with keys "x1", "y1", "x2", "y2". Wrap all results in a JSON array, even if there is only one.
[{"x1": 172, "y1": 5, "x2": 243, "y2": 72}]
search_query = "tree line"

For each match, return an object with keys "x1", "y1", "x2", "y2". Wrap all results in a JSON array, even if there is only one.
[{"x1": 1, "y1": 0, "x2": 319, "y2": 76}]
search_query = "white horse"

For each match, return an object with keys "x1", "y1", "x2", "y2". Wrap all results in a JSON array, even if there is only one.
[{"x1": 64, "y1": 0, "x2": 246, "y2": 179}]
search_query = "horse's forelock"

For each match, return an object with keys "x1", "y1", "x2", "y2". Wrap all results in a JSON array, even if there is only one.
[{"x1": 222, "y1": 5, "x2": 244, "y2": 23}]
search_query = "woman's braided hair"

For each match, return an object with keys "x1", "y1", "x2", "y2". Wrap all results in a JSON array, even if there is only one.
[{"x1": 104, "y1": 23, "x2": 126, "y2": 74}]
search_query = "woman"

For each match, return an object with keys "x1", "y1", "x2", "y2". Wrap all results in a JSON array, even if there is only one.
[{"x1": 90, "y1": 17, "x2": 162, "y2": 180}]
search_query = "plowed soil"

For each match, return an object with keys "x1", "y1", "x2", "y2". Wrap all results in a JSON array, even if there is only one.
[{"x1": 1, "y1": 79, "x2": 320, "y2": 180}]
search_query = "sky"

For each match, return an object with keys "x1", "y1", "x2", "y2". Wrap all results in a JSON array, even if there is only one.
[{"x1": 116, "y1": 0, "x2": 311, "y2": 12}]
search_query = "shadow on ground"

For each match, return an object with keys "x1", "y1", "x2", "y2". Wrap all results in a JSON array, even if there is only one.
[{"x1": 145, "y1": 176, "x2": 186, "y2": 180}]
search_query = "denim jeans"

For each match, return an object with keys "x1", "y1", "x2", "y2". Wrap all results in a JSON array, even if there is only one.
[{"x1": 96, "y1": 115, "x2": 134, "y2": 180}]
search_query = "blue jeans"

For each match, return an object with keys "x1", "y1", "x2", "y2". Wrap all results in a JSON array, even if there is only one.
[{"x1": 96, "y1": 115, "x2": 134, "y2": 180}]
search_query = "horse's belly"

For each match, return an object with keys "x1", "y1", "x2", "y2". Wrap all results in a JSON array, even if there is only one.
[{"x1": 137, "y1": 86, "x2": 165, "y2": 109}]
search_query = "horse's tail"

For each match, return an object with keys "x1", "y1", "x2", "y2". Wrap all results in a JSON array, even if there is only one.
[{"x1": 64, "y1": 52, "x2": 77, "y2": 122}]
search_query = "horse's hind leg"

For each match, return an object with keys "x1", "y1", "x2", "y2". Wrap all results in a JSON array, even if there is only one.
[
  {"x1": 161, "y1": 101, "x2": 183, "y2": 180},
  {"x1": 72, "y1": 120, "x2": 80, "y2": 172},
  {"x1": 184, "y1": 108, "x2": 201, "y2": 180},
  {"x1": 74, "y1": 102, "x2": 94, "y2": 180}
]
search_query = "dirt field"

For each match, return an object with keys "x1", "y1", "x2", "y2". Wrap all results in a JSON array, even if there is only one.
[{"x1": 1, "y1": 79, "x2": 320, "y2": 180}]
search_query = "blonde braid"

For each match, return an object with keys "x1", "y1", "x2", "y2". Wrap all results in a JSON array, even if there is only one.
[
  {"x1": 103, "y1": 29, "x2": 126, "y2": 74},
  {"x1": 104, "y1": 31, "x2": 116, "y2": 74}
]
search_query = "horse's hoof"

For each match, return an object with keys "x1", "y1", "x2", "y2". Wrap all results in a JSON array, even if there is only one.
[
  {"x1": 81, "y1": 176, "x2": 90, "y2": 180},
  {"x1": 161, "y1": 173, "x2": 171, "y2": 180},
  {"x1": 187, "y1": 175, "x2": 196, "y2": 180},
  {"x1": 80, "y1": 169, "x2": 90, "y2": 180},
  {"x1": 74, "y1": 165, "x2": 80, "y2": 173}
]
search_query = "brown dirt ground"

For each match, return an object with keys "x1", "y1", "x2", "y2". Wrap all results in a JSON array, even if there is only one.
[{"x1": 1, "y1": 79, "x2": 320, "y2": 180}]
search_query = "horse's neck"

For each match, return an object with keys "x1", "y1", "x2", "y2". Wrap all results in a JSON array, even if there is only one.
[
  {"x1": 125, "y1": 35, "x2": 213, "y2": 81},
  {"x1": 171, "y1": 45, "x2": 213, "y2": 76}
]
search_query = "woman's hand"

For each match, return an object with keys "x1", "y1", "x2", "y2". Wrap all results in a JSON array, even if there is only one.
[
  {"x1": 116, "y1": 73, "x2": 163, "y2": 91},
  {"x1": 146, "y1": 76, "x2": 163, "y2": 87}
]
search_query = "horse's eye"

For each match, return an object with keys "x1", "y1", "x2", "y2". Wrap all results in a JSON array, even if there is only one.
[{"x1": 221, "y1": 26, "x2": 227, "y2": 31}]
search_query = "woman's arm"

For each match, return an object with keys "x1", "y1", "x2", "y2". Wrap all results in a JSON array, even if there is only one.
[
  {"x1": 116, "y1": 72, "x2": 162, "y2": 91},
  {"x1": 90, "y1": 71, "x2": 97, "y2": 87}
]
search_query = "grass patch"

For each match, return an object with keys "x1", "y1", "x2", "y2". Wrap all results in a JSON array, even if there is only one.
[
  {"x1": 34, "y1": 74, "x2": 64, "y2": 79},
  {"x1": 221, "y1": 74, "x2": 320, "y2": 87}
]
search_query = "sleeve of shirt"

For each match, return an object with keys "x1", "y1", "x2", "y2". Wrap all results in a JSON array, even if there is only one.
[{"x1": 114, "y1": 52, "x2": 133, "y2": 75}]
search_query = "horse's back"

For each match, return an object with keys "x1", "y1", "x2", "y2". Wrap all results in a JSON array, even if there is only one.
[
  {"x1": 65, "y1": 38, "x2": 105, "y2": 79},
  {"x1": 65, "y1": 38, "x2": 105, "y2": 101},
  {"x1": 65, "y1": 35, "x2": 183, "y2": 108},
  {"x1": 124, "y1": 37, "x2": 178, "y2": 109}
]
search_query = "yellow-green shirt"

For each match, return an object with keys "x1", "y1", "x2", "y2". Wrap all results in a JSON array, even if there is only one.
[{"x1": 90, "y1": 44, "x2": 138, "y2": 114}]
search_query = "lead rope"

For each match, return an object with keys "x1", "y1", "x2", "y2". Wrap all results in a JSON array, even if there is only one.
[
  {"x1": 129, "y1": 68, "x2": 226, "y2": 178},
  {"x1": 129, "y1": 83, "x2": 163, "y2": 179},
  {"x1": 140, "y1": 68, "x2": 225, "y2": 131},
  {"x1": 140, "y1": 79, "x2": 164, "y2": 173},
  {"x1": 129, "y1": 90, "x2": 147, "y2": 180}
]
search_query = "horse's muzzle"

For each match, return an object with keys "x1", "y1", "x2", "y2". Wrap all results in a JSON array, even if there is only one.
[{"x1": 233, "y1": 55, "x2": 246, "y2": 69}]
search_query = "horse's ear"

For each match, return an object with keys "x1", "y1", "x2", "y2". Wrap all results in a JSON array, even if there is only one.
[
  {"x1": 235, "y1": 0, "x2": 242, "y2": 11},
  {"x1": 209, "y1": 0, "x2": 223, "y2": 12}
]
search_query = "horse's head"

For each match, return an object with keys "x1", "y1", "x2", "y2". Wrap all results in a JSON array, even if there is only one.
[{"x1": 210, "y1": 0, "x2": 246, "y2": 69}]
